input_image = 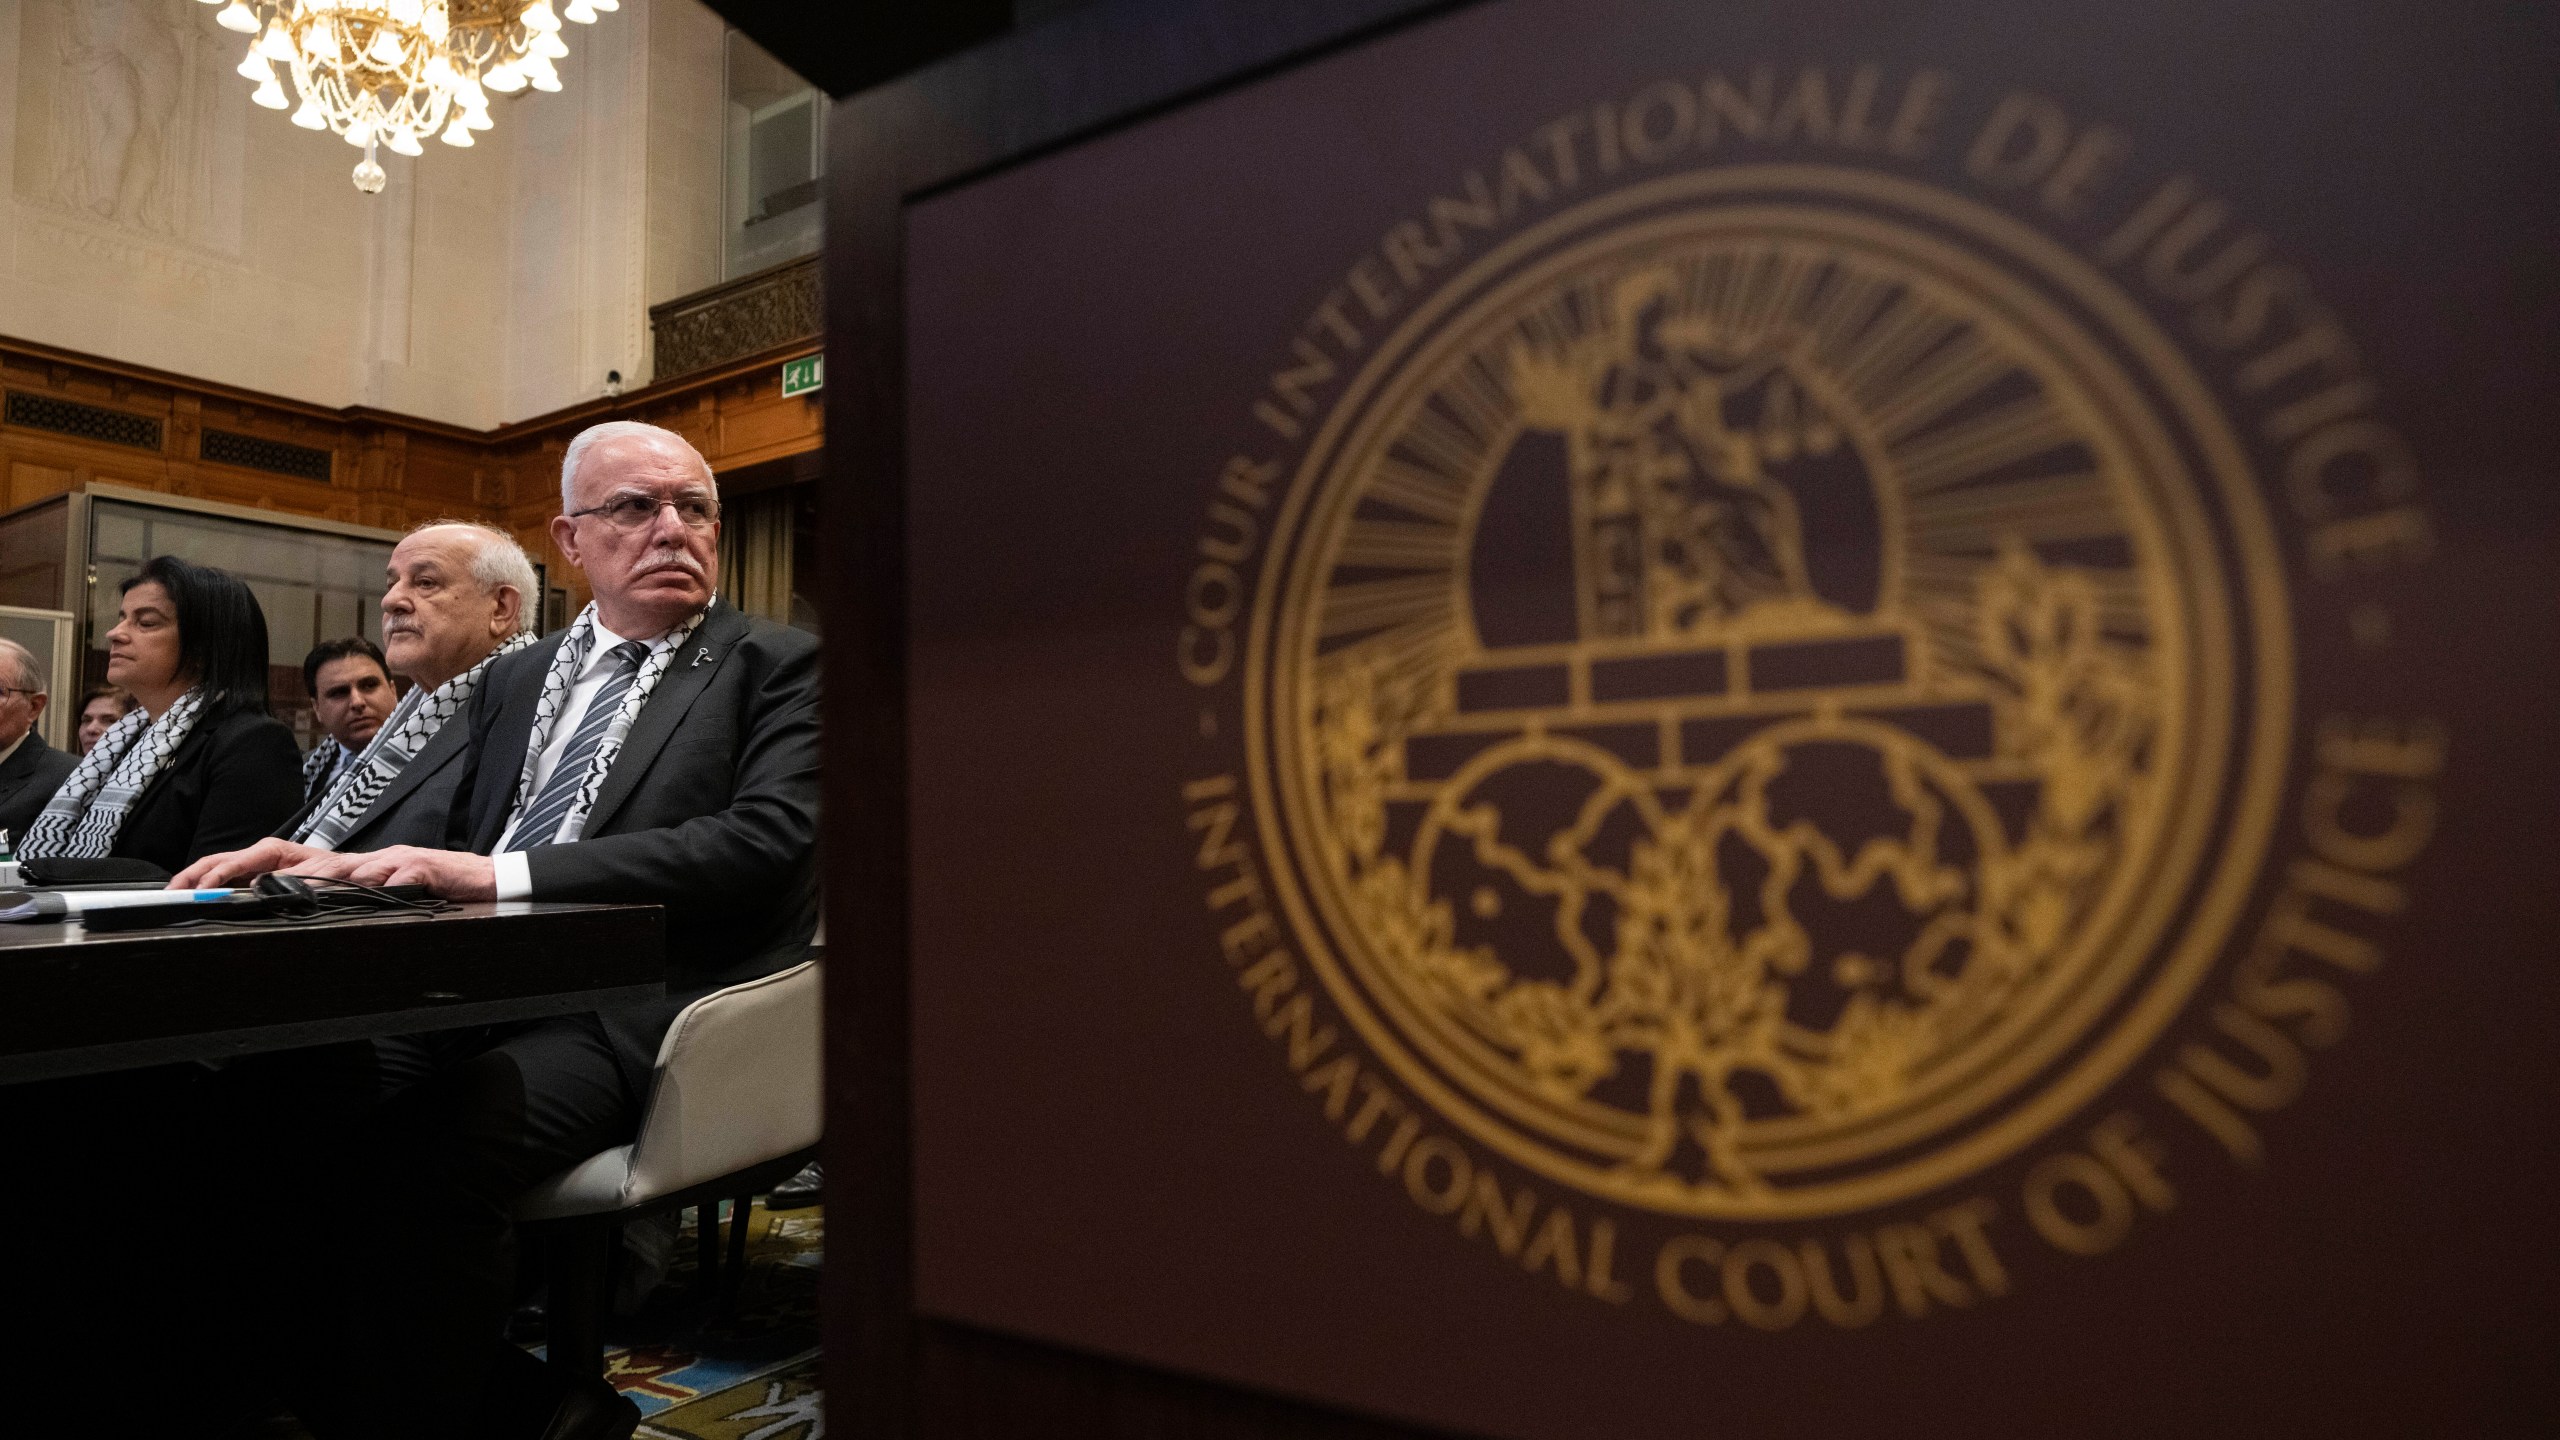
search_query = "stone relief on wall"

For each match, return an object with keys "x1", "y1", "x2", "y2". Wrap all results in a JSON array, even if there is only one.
[{"x1": 13, "y1": 0, "x2": 241, "y2": 251}]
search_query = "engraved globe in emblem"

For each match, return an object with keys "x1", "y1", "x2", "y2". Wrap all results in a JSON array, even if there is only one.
[{"x1": 1248, "y1": 168, "x2": 2288, "y2": 1221}]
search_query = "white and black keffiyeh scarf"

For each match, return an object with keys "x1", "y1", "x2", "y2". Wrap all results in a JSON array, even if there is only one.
[
  {"x1": 502, "y1": 599, "x2": 712, "y2": 848},
  {"x1": 299, "y1": 737, "x2": 348, "y2": 804},
  {"x1": 21, "y1": 688, "x2": 208, "y2": 860},
  {"x1": 295, "y1": 631, "x2": 541, "y2": 851}
]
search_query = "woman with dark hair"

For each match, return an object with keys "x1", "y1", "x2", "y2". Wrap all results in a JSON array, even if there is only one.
[
  {"x1": 21, "y1": 555, "x2": 302, "y2": 875},
  {"x1": 8, "y1": 558, "x2": 307, "y2": 1418}
]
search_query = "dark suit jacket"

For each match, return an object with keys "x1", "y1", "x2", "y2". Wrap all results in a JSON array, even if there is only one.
[
  {"x1": 272, "y1": 710, "x2": 480, "y2": 853},
  {"x1": 111, "y1": 709, "x2": 304, "y2": 874},
  {"x1": 0, "y1": 730, "x2": 78, "y2": 844},
  {"x1": 455, "y1": 602, "x2": 820, "y2": 1098}
]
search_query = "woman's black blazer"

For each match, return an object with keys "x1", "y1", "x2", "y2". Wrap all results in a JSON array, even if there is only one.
[{"x1": 97, "y1": 708, "x2": 304, "y2": 874}]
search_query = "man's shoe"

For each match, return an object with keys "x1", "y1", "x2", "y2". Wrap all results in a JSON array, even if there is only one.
[
  {"x1": 768, "y1": 1161, "x2": 822, "y2": 1210},
  {"x1": 477, "y1": 1342, "x2": 641, "y2": 1440},
  {"x1": 535, "y1": 1373, "x2": 641, "y2": 1440}
]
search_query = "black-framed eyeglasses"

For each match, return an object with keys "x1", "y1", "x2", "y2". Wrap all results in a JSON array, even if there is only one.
[
  {"x1": 566, "y1": 493, "x2": 720, "y2": 533},
  {"x1": 0, "y1": 686, "x2": 35, "y2": 702}
]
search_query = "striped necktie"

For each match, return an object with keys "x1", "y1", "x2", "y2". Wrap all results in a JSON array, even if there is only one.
[{"x1": 503, "y1": 640, "x2": 648, "y2": 853}]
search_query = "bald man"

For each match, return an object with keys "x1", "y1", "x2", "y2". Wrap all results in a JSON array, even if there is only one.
[{"x1": 0, "y1": 638, "x2": 75, "y2": 843}]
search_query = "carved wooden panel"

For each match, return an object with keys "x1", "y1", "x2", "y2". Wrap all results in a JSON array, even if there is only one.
[
  {"x1": 0, "y1": 330, "x2": 824, "y2": 620},
  {"x1": 649, "y1": 256, "x2": 822, "y2": 381},
  {"x1": 9, "y1": 462, "x2": 73, "y2": 509}
]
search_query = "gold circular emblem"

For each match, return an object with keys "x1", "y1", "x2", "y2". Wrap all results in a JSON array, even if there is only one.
[{"x1": 1243, "y1": 165, "x2": 2291, "y2": 1221}]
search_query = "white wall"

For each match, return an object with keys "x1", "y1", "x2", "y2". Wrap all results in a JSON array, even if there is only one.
[
  {"x1": 644, "y1": 0, "x2": 726, "y2": 363},
  {"x1": 0, "y1": 0, "x2": 729, "y2": 430}
]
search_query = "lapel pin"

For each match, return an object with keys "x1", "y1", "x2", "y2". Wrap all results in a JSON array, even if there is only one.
[{"x1": 691, "y1": 646, "x2": 712, "y2": 668}]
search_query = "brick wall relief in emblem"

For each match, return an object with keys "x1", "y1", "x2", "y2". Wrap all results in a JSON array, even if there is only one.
[{"x1": 1274, "y1": 206, "x2": 2205, "y2": 1221}]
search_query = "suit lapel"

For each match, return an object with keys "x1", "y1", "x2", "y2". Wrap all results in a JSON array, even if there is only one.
[
  {"x1": 0, "y1": 733, "x2": 42, "y2": 805},
  {"x1": 580, "y1": 603, "x2": 746, "y2": 837},
  {"x1": 472, "y1": 634, "x2": 571, "y2": 851}
]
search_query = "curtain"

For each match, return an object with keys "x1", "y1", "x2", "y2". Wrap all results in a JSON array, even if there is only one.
[{"x1": 718, "y1": 486, "x2": 795, "y2": 624}]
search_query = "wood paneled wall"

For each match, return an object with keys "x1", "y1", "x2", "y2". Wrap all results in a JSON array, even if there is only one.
[{"x1": 0, "y1": 332, "x2": 822, "y2": 614}]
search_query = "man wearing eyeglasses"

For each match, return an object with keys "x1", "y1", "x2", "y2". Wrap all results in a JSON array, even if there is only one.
[
  {"x1": 255, "y1": 420, "x2": 820, "y2": 1439},
  {"x1": 0, "y1": 638, "x2": 76, "y2": 844}
]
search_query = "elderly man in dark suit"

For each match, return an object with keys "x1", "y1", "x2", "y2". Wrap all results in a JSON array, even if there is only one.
[
  {"x1": 0, "y1": 638, "x2": 77, "y2": 844},
  {"x1": 272, "y1": 422, "x2": 819, "y2": 1440},
  {"x1": 178, "y1": 521, "x2": 541, "y2": 883}
]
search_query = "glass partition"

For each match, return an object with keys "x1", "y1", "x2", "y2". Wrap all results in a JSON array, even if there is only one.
[
  {"x1": 87, "y1": 498, "x2": 395, "y2": 746},
  {"x1": 0, "y1": 487, "x2": 557, "y2": 748},
  {"x1": 0, "y1": 489, "x2": 409, "y2": 750}
]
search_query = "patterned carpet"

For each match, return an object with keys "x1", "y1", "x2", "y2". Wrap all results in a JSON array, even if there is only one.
[
  {"x1": 635, "y1": 1351, "x2": 824, "y2": 1440},
  {"x1": 611, "y1": 1200, "x2": 824, "y2": 1439}
]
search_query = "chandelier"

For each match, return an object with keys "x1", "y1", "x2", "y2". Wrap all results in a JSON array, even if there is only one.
[{"x1": 198, "y1": 0, "x2": 617, "y2": 194}]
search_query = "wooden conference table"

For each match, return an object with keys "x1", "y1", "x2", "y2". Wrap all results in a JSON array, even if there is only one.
[{"x1": 0, "y1": 901, "x2": 665, "y2": 1085}]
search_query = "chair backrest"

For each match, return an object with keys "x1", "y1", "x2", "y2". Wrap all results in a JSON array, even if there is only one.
[{"x1": 621, "y1": 958, "x2": 822, "y2": 1203}]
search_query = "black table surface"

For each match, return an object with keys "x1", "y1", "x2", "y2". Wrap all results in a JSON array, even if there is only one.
[{"x1": 0, "y1": 900, "x2": 665, "y2": 1084}]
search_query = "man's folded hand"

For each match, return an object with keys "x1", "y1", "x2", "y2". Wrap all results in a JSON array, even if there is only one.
[
  {"x1": 171, "y1": 838, "x2": 324, "y2": 889},
  {"x1": 287, "y1": 845, "x2": 497, "y2": 902}
]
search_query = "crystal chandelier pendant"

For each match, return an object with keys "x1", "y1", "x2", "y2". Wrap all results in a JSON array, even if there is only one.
[{"x1": 200, "y1": 0, "x2": 610, "y2": 193}]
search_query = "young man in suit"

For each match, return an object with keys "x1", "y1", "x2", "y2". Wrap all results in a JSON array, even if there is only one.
[
  {"x1": 179, "y1": 522, "x2": 540, "y2": 881},
  {"x1": 299, "y1": 637, "x2": 394, "y2": 807},
  {"x1": 272, "y1": 423, "x2": 820, "y2": 1439},
  {"x1": 0, "y1": 638, "x2": 76, "y2": 843}
]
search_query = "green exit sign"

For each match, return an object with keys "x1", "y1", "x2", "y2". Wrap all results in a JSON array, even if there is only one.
[{"x1": 781, "y1": 353, "x2": 823, "y2": 397}]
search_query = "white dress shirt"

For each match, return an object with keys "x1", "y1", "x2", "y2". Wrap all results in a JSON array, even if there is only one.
[{"x1": 492, "y1": 617, "x2": 673, "y2": 900}]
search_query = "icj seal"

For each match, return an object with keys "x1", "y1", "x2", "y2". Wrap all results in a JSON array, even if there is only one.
[{"x1": 1241, "y1": 164, "x2": 2293, "y2": 1221}]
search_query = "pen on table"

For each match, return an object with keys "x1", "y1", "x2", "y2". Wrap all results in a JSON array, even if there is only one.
[{"x1": 56, "y1": 889, "x2": 240, "y2": 915}]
